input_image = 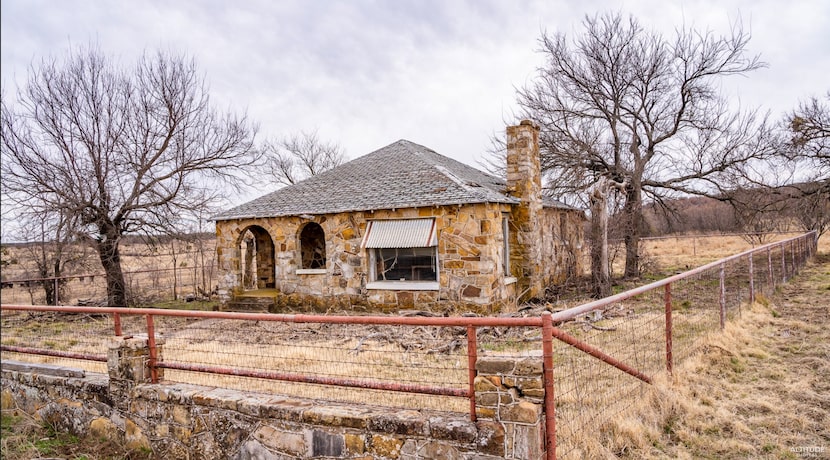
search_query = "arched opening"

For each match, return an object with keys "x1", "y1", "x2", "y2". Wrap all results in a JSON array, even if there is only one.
[
  {"x1": 238, "y1": 225, "x2": 276, "y2": 289},
  {"x1": 299, "y1": 223, "x2": 326, "y2": 269}
]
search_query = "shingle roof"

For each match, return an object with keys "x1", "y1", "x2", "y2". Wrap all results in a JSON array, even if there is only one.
[{"x1": 212, "y1": 139, "x2": 573, "y2": 221}]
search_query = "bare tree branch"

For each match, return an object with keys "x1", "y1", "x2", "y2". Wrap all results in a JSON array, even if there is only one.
[
  {"x1": 515, "y1": 12, "x2": 769, "y2": 278},
  {"x1": 263, "y1": 130, "x2": 346, "y2": 186},
  {"x1": 1, "y1": 44, "x2": 260, "y2": 307}
]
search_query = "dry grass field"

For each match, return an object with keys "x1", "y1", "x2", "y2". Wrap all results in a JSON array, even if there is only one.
[
  {"x1": 2, "y1": 232, "x2": 827, "y2": 459},
  {"x1": 590, "y1": 250, "x2": 830, "y2": 459}
]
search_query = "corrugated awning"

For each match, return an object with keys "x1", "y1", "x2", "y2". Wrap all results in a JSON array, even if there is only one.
[{"x1": 362, "y1": 219, "x2": 437, "y2": 248}]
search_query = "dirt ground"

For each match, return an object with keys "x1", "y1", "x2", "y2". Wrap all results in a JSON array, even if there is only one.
[{"x1": 606, "y1": 252, "x2": 830, "y2": 459}]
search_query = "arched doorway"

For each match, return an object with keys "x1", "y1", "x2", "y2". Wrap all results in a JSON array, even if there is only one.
[{"x1": 238, "y1": 225, "x2": 276, "y2": 289}]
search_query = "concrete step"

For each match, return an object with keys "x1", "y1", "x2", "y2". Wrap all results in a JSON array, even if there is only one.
[{"x1": 223, "y1": 296, "x2": 274, "y2": 312}]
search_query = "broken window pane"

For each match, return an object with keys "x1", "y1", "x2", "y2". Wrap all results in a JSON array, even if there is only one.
[
  {"x1": 300, "y1": 223, "x2": 326, "y2": 269},
  {"x1": 375, "y1": 247, "x2": 436, "y2": 281}
]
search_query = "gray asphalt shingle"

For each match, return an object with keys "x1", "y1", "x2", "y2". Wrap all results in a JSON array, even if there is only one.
[{"x1": 212, "y1": 139, "x2": 572, "y2": 221}]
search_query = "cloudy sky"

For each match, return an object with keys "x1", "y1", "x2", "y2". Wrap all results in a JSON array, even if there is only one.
[{"x1": 2, "y1": 0, "x2": 828, "y2": 207}]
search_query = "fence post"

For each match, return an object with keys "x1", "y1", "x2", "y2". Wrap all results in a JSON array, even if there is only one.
[
  {"x1": 106, "y1": 331, "x2": 163, "y2": 411},
  {"x1": 54, "y1": 278, "x2": 59, "y2": 305},
  {"x1": 719, "y1": 263, "x2": 726, "y2": 330},
  {"x1": 146, "y1": 314, "x2": 159, "y2": 384},
  {"x1": 791, "y1": 240, "x2": 797, "y2": 275},
  {"x1": 466, "y1": 325, "x2": 478, "y2": 422},
  {"x1": 542, "y1": 312, "x2": 556, "y2": 460},
  {"x1": 664, "y1": 283, "x2": 673, "y2": 375},
  {"x1": 767, "y1": 247, "x2": 774, "y2": 293},
  {"x1": 748, "y1": 253, "x2": 755, "y2": 305},
  {"x1": 781, "y1": 242, "x2": 787, "y2": 283},
  {"x1": 113, "y1": 313, "x2": 122, "y2": 336}
]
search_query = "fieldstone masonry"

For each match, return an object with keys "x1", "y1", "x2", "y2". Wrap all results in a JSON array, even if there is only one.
[
  {"x1": 213, "y1": 120, "x2": 584, "y2": 312},
  {"x1": 506, "y1": 120, "x2": 544, "y2": 300},
  {"x1": 1, "y1": 339, "x2": 550, "y2": 459},
  {"x1": 475, "y1": 353, "x2": 547, "y2": 459}
]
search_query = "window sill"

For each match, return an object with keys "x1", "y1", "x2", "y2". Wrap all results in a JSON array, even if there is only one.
[
  {"x1": 296, "y1": 269, "x2": 326, "y2": 275},
  {"x1": 366, "y1": 281, "x2": 439, "y2": 291},
  {"x1": 505, "y1": 277, "x2": 518, "y2": 285}
]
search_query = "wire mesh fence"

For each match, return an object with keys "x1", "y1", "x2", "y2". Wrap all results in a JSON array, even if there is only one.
[
  {"x1": 0, "y1": 263, "x2": 218, "y2": 307},
  {"x1": 0, "y1": 231, "x2": 818, "y2": 459},
  {"x1": 547, "y1": 231, "x2": 817, "y2": 458}
]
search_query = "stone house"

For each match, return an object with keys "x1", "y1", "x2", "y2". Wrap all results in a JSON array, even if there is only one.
[{"x1": 212, "y1": 121, "x2": 584, "y2": 310}]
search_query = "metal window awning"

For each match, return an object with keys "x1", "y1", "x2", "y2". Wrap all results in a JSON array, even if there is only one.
[{"x1": 361, "y1": 219, "x2": 437, "y2": 248}]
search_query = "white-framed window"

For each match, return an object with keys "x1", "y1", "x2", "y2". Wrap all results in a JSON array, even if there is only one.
[
  {"x1": 362, "y1": 219, "x2": 439, "y2": 289},
  {"x1": 372, "y1": 247, "x2": 437, "y2": 281}
]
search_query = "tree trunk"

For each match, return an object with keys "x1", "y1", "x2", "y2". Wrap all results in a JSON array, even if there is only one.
[
  {"x1": 97, "y1": 224, "x2": 128, "y2": 307},
  {"x1": 590, "y1": 184, "x2": 611, "y2": 298},
  {"x1": 171, "y1": 241, "x2": 178, "y2": 301},
  {"x1": 52, "y1": 258, "x2": 62, "y2": 305},
  {"x1": 623, "y1": 181, "x2": 643, "y2": 279}
]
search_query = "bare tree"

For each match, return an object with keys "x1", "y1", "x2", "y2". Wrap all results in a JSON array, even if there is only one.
[
  {"x1": 1, "y1": 45, "x2": 259, "y2": 307},
  {"x1": 15, "y1": 205, "x2": 91, "y2": 305},
  {"x1": 517, "y1": 12, "x2": 772, "y2": 278},
  {"x1": 733, "y1": 93, "x2": 830, "y2": 240},
  {"x1": 784, "y1": 181, "x2": 830, "y2": 238},
  {"x1": 264, "y1": 130, "x2": 346, "y2": 186},
  {"x1": 788, "y1": 93, "x2": 830, "y2": 169}
]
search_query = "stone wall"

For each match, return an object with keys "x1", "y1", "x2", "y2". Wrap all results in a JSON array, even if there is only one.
[
  {"x1": 215, "y1": 201, "x2": 582, "y2": 311},
  {"x1": 215, "y1": 202, "x2": 525, "y2": 310},
  {"x1": 1, "y1": 335, "x2": 550, "y2": 459},
  {"x1": 539, "y1": 208, "x2": 585, "y2": 287}
]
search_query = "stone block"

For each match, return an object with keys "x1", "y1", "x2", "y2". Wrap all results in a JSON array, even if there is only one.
[
  {"x1": 513, "y1": 423, "x2": 545, "y2": 459},
  {"x1": 260, "y1": 397, "x2": 314, "y2": 422},
  {"x1": 502, "y1": 376, "x2": 543, "y2": 391},
  {"x1": 310, "y1": 430, "x2": 344, "y2": 457},
  {"x1": 171, "y1": 424, "x2": 192, "y2": 443},
  {"x1": 473, "y1": 376, "x2": 499, "y2": 392},
  {"x1": 396, "y1": 291, "x2": 415, "y2": 308},
  {"x1": 89, "y1": 416, "x2": 120, "y2": 440},
  {"x1": 444, "y1": 260, "x2": 465, "y2": 269},
  {"x1": 462, "y1": 285, "x2": 482, "y2": 298},
  {"x1": 367, "y1": 409, "x2": 428, "y2": 436},
  {"x1": 191, "y1": 388, "x2": 243, "y2": 411},
  {"x1": 428, "y1": 416, "x2": 477, "y2": 443},
  {"x1": 419, "y1": 440, "x2": 461, "y2": 460},
  {"x1": 501, "y1": 401, "x2": 541, "y2": 424},
  {"x1": 370, "y1": 434, "x2": 404, "y2": 459},
  {"x1": 253, "y1": 424, "x2": 306, "y2": 456},
  {"x1": 476, "y1": 392, "x2": 500, "y2": 407},
  {"x1": 345, "y1": 433, "x2": 366, "y2": 454},
  {"x1": 514, "y1": 357, "x2": 543, "y2": 376},
  {"x1": 124, "y1": 418, "x2": 151, "y2": 451},
  {"x1": 476, "y1": 358, "x2": 516, "y2": 374},
  {"x1": 171, "y1": 404, "x2": 190, "y2": 425},
  {"x1": 475, "y1": 420, "x2": 505, "y2": 457},
  {"x1": 236, "y1": 439, "x2": 280, "y2": 460},
  {"x1": 301, "y1": 404, "x2": 370, "y2": 429},
  {"x1": 475, "y1": 406, "x2": 496, "y2": 419}
]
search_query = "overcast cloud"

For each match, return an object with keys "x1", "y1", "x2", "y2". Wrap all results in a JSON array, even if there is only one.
[{"x1": 2, "y1": 0, "x2": 828, "y2": 210}]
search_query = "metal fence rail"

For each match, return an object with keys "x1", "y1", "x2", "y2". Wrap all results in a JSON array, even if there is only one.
[{"x1": 1, "y1": 231, "x2": 817, "y2": 459}]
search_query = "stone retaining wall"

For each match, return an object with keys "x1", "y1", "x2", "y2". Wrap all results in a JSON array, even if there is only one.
[{"x1": 1, "y1": 335, "x2": 549, "y2": 459}]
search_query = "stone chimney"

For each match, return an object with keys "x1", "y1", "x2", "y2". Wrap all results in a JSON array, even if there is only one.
[{"x1": 506, "y1": 120, "x2": 543, "y2": 299}]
